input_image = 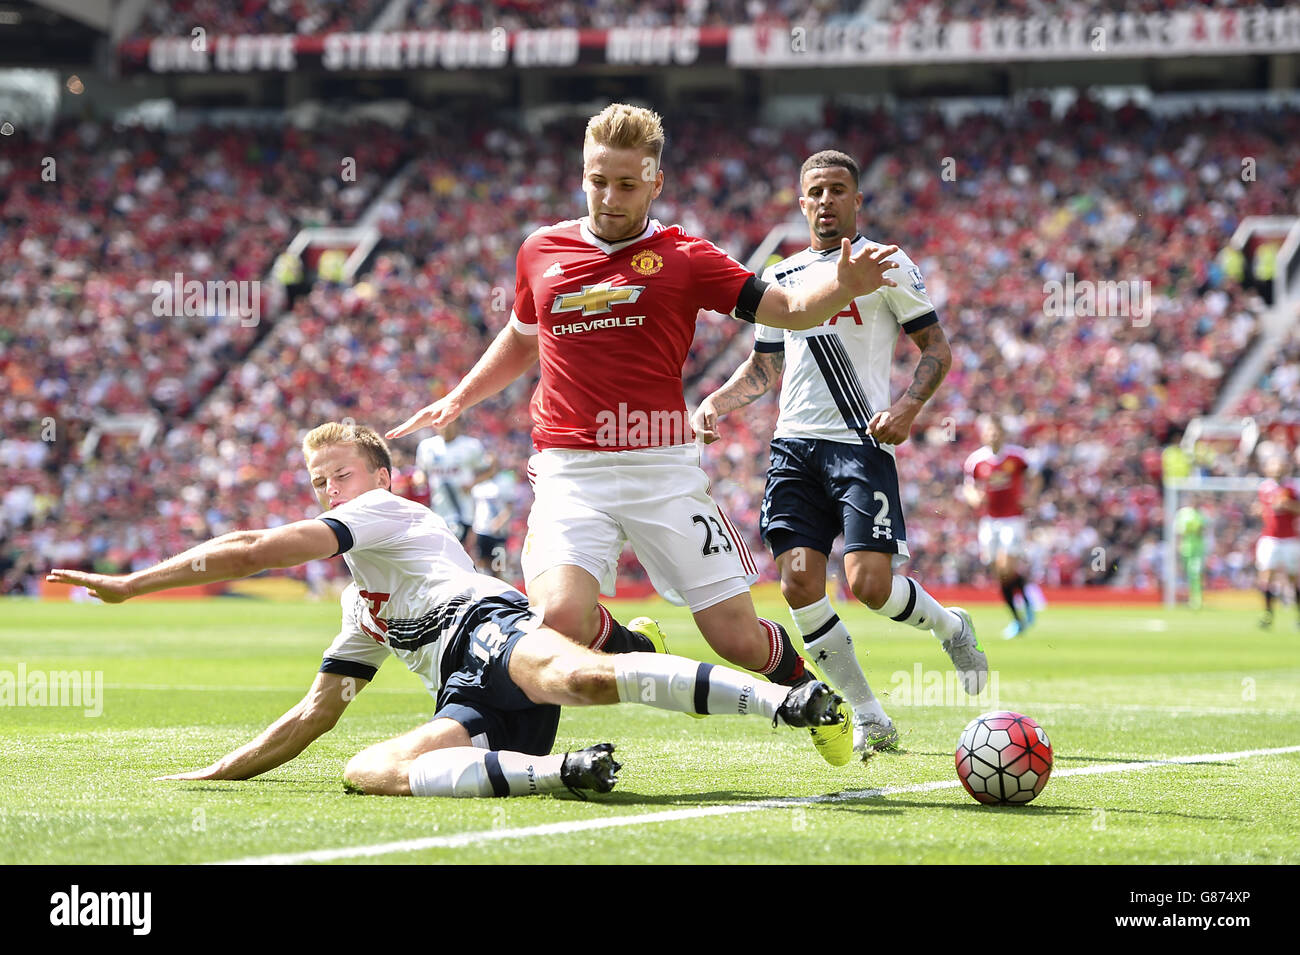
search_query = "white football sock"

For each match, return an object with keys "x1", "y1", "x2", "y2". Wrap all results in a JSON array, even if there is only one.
[
  {"x1": 408, "y1": 747, "x2": 566, "y2": 798},
  {"x1": 611, "y1": 652, "x2": 788, "y2": 719},
  {"x1": 878, "y1": 576, "x2": 961, "y2": 641},
  {"x1": 790, "y1": 597, "x2": 887, "y2": 723}
]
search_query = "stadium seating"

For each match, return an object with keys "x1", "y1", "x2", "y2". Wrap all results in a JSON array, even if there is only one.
[
  {"x1": 137, "y1": 0, "x2": 390, "y2": 36},
  {"x1": 0, "y1": 119, "x2": 410, "y2": 589},
  {"x1": 1231, "y1": 323, "x2": 1300, "y2": 424}
]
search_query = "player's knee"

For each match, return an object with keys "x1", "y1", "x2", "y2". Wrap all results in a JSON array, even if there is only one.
[
  {"x1": 849, "y1": 568, "x2": 890, "y2": 610},
  {"x1": 534, "y1": 602, "x2": 600, "y2": 647},
  {"x1": 342, "y1": 745, "x2": 409, "y2": 796},
  {"x1": 780, "y1": 567, "x2": 824, "y2": 610},
  {"x1": 342, "y1": 750, "x2": 380, "y2": 795}
]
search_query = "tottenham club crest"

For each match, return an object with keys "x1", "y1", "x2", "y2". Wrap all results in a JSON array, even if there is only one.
[{"x1": 630, "y1": 250, "x2": 664, "y2": 275}]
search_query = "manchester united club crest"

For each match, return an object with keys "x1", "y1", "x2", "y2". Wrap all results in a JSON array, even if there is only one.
[{"x1": 630, "y1": 250, "x2": 663, "y2": 275}]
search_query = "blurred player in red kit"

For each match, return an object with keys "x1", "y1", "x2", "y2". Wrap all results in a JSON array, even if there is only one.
[
  {"x1": 1255, "y1": 447, "x2": 1300, "y2": 629},
  {"x1": 963, "y1": 414, "x2": 1045, "y2": 639}
]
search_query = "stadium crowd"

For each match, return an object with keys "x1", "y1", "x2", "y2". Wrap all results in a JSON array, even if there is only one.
[
  {"x1": 5, "y1": 99, "x2": 1298, "y2": 596},
  {"x1": 1232, "y1": 321, "x2": 1300, "y2": 425},
  {"x1": 0, "y1": 118, "x2": 410, "y2": 591},
  {"x1": 129, "y1": 0, "x2": 1274, "y2": 37},
  {"x1": 137, "y1": 0, "x2": 390, "y2": 37}
]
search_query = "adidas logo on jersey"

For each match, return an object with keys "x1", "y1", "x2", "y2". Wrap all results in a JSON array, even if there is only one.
[{"x1": 543, "y1": 262, "x2": 565, "y2": 277}]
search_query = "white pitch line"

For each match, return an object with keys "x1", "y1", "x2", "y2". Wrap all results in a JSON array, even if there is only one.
[{"x1": 211, "y1": 743, "x2": 1300, "y2": 865}]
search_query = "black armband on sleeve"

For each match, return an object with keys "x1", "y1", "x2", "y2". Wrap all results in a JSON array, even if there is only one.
[
  {"x1": 754, "y1": 339, "x2": 785, "y2": 353},
  {"x1": 319, "y1": 517, "x2": 354, "y2": 557},
  {"x1": 319, "y1": 657, "x2": 378, "y2": 681},
  {"x1": 901, "y1": 310, "x2": 939, "y2": 335},
  {"x1": 734, "y1": 275, "x2": 769, "y2": 323}
]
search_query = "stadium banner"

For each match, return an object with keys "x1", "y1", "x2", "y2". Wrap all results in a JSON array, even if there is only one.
[
  {"x1": 119, "y1": 11, "x2": 1300, "y2": 74},
  {"x1": 119, "y1": 26, "x2": 729, "y2": 74},
  {"x1": 728, "y1": 9, "x2": 1300, "y2": 67}
]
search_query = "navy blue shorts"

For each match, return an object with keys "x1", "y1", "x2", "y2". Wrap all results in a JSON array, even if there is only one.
[
  {"x1": 434, "y1": 592, "x2": 561, "y2": 757},
  {"x1": 474, "y1": 534, "x2": 506, "y2": 566},
  {"x1": 760, "y1": 437, "x2": 907, "y2": 559}
]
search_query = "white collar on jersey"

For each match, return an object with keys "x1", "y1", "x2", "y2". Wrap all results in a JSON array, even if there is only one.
[
  {"x1": 579, "y1": 217, "x2": 663, "y2": 255},
  {"x1": 809, "y1": 233, "x2": 865, "y2": 256}
]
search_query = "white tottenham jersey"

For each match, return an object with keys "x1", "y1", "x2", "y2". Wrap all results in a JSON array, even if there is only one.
[
  {"x1": 471, "y1": 477, "x2": 510, "y2": 536},
  {"x1": 317, "y1": 488, "x2": 517, "y2": 698},
  {"x1": 755, "y1": 235, "x2": 937, "y2": 451},
  {"x1": 415, "y1": 433, "x2": 486, "y2": 529}
]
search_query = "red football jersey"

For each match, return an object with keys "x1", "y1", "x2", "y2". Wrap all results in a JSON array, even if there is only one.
[
  {"x1": 1260, "y1": 478, "x2": 1299, "y2": 539},
  {"x1": 509, "y1": 218, "x2": 754, "y2": 451},
  {"x1": 964, "y1": 444, "x2": 1030, "y2": 518}
]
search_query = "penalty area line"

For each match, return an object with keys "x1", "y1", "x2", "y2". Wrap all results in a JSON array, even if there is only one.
[{"x1": 210, "y1": 743, "x2": 1300, "y2": 865}]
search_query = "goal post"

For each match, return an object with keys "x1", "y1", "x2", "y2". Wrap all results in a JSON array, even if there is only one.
[{"x1": 1162, "y1": 475, "x2": 1262, "y2": 607}]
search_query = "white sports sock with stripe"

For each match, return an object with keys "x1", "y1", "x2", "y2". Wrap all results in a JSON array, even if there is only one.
[
  {"x1": 611, "y1": 652, "x2": 789, "y2": 719},
  {"x1": 790, "y1": 596, "x2": 887, "y2": 723},
  {"x1": 878, "y1": 575, "x2": 960, "y2": 640},
  {"x1": 408, "y1": 747, "x2": 566, "y2": 798}
]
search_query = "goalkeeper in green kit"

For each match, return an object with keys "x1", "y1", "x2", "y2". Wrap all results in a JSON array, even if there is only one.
[{"x1": 1175, "y1": 503, "x2": 1207, "y2": 610}]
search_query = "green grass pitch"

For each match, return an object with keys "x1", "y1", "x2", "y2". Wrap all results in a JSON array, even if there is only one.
[{"x1": 2, "y1": 597, "x2": 1297, "y2": 865}]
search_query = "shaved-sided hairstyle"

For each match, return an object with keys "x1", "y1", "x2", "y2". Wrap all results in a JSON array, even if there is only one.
[
  {"x1": 800, "y1": 149, "x2": 861, "y2": 189},
  {"x1": 585, "y1": 103, "x2": 666, "y2": 165},
  {"x1": 302, "y1": 421, "x2": 392, "y2": 474}
]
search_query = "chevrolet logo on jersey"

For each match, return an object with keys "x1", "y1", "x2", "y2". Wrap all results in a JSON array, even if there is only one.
[{"x1": 551, "y1": 282, "x2": 645, "y2": 316}]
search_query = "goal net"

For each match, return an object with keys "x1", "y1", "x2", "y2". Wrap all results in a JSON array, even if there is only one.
[{"x1": 1162, "y1": 416, "x2": 1265, "y2": 607}]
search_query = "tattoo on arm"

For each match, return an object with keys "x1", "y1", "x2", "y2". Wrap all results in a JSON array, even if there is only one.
[
  {"x1": 904, "y1": 324, "x2": 951, "y2": 404},
  {"x1": 714, "y1": 351, "x2": 785, "y2": 414}
]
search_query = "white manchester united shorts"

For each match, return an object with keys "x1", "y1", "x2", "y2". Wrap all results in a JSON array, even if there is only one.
[
  {"x1": 522, "y1": 443, "x2": 758, "y2": 611},
  {"x1": 1256, "y1": 536, "x2": 1300, "y2": 575},
  {"x1": 978, "y1": 515, "x2": 1027, "y2": 565}
]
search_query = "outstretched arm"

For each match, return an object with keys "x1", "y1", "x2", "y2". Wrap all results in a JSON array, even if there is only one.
[
  {"x1": 691, "y1": 349, "x2": 785, "y2": 444},
  {"x1": 159, "y1": 672, "x2": 365, "y2": 781},
  {"x1": 754, "y1": 240, "x2": 898, "y2": 330},
  {"x1": 46, "y1": 520, "x2": 339, "y2": 602},
  {"x1": 387, "y1": 325, "x2": 539, "y2": 439},
  {"x1": 868, "y1": 321, "x2": 953, "y2": 445}
]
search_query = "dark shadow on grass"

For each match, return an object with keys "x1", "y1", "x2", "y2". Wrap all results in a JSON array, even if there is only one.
[
  {"x1": 811, "y1": 797, "x2": 1247, "y2": 824},
  {"x1": 828, "y1": 797, "x2": 1087, "y2": 817}
]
